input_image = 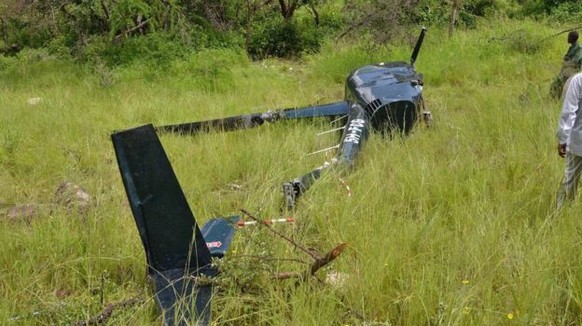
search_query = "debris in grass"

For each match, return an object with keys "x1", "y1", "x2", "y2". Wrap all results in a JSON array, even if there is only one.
[
  {"x1": 27, "y1": 97, "x2": 42, "y2": 105},
  {"x1": 325, "y1": 271, "x2": 348, "y2": 288},
  {"x1": 54, "y1": 288, "x2": 72, "y2": 299},
  {"x1": 227, "y1": 183, "x2": 243, "y2": 191},
  {"x1": 5, "y1": 204, "x2": 38, "y2": 222},
  {"x1": 53, "y1": 181, "x2": 91, "y2": 216}
]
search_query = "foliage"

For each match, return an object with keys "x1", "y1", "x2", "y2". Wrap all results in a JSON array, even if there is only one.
[
  {"x1": 79, "y1": 32, "x2": 192, "y2": 67},
  {"x1": 0, "y1": 0, "x2": 223, "y2": 61},
  {"x1": 112, "y1": 0, "x2": 185, "y2": 37},
  {"x1": 2, "y1": 0, "x2": 582, "y2": 65},
  {"x1": 0, "y1": 15, "x2": 53, "y2": 49},
  {"x1": 545, "y1": 1, "x2": 582, "y2": 25},
  {"x1": 338, "y1": 0, "x2": 418, "y2": 44},
  {"x1": 181, "y1": 0, "x2": 244, "y2": 31},
  {"x1": 518, "y1": 0, "x2": 579, "y2": 17},
  {"x1": 411, "y1": 0, "x2": 520, "y2": 28},
  {"x1": 247, "y1": 14, "x2": 324, "y2": 59}
]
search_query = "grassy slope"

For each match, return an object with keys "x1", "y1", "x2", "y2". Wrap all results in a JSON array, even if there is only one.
[{"x1": 1, "y1": 19, "x2": 581, "y2": 325}]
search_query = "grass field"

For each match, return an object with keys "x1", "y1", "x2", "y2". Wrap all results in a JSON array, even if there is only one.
[{"x1": 1, "y1": 19, "x2": 582, "y2": 325}]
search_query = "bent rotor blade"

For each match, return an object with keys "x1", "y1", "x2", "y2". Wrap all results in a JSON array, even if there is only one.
[
  {"x1": 111, "y1": 124, "x2": 213, "y2": 326},
  {"x1": 157, "y1": 112, "x2": 273, "y2": 135},
  {"x1": 410, "y1": 27, "x2": 428, "y2": 66},
  {"x1": 281, "y1": 101, "x2": 350, "y2": 119},
  {"x1": 157, "y1": 101, "x2": 350, "y2": 136}
]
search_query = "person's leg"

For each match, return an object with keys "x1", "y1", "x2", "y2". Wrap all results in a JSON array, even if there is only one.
[
  {"x1": 557, "y1": 152, "x2": 582, "y2": 209},
  {"x1": 550, "y1": 75, "x2": 566, "y2": 99}
]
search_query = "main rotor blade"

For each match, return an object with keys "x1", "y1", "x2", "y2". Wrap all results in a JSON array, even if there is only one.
[
  {"x1": 282, "y1": 101, "x2": 350, "y2": 119},
  {"x1": 157, "y1": 112, "x2": 275, "y2": 135},
  {"x1": 410, "y1": 27, "x2": 428, "y2": 66},
  {"x1": 157, "y1": 101, "x2": 350, "y2": 136}
]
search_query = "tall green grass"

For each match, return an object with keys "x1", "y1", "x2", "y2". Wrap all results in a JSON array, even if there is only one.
[{"x1": 1, "y1": 19, "x2": 580, "y2": 325}]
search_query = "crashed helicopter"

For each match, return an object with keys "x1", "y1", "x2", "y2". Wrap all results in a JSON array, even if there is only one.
[
  {"x1": 111, "y1": 27, "x2": 428, "y2": 326},
  {"x1": 160, "y1": 27, "x2": 429, "y2": 209}
]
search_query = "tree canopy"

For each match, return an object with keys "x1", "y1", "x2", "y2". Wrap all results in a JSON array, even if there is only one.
[{"x1": 0, "y1": 0, "x2": 580, "y2": 62}]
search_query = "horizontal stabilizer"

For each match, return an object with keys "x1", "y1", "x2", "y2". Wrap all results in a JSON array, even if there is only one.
[{"x1": 202, "y1": 216, "x2": 240, "y2": 258}]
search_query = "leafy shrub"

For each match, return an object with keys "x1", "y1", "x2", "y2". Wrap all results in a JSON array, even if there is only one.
[
  {"x1": 247, "y1": 17, "x2": 323, "y2": 60},
  {"x1": 73, "y1": 25, "x2": 243, "y2": 69},
  {"x1": 547, "y1": 2, "x2": 582, "y2": 24},
  {"x1": 1, "y1": 17, "x2": 53, "y2": 49},
  {"x1": 45, "y1": 35, "x2": 74, "y2": 60},
  {"x1": 518, "y1": 0, "x2": 580, "y2": 18},
  {"x1": 74, "y1": 36, "x2": 110, "y2": 64},
  {"x1": 76, "y1": 32, "x2": 191, "y2": 67},
  {"x1": 16, "y1": 48, "x2": 61, "y2": 62},
  {"x1": 316, "y1": 10, "x2": 344, "y2": 35},
  {"x1": 411, "y1": 0, "x2": 518, "y2": 28}
]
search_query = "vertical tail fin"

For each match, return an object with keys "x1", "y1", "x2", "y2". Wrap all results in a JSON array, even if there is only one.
[
  {"x1": 111, "y1": 124, "x2": 213, "y2": 325},
  {"x1": 111, "y1": 124, "x2": 211, "y2": 272}
]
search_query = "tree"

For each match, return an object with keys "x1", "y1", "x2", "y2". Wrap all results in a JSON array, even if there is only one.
[
  {"x1": 449, "y1": 0, "x2": 462, "y2": 37},
  {"x1": 277, "y1": 0, "x2": 299, "y2": 20},
  {"x1": 338, "y1": 0, "x2": 418, "y2": 44},
  {"x1": 276, "y1": 0, "x2": 321, "y2": 22},
  {"x1": 243, "y1": 0, "x2": 274, "y2": 50}
]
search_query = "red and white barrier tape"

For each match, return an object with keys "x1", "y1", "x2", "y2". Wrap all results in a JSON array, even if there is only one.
[{"x1": 237, "y1": 217, "x2": 295, "y2": 227}]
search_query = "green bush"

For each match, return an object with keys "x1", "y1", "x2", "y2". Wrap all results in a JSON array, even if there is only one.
[
  {"x1": 519, "y1": 0, "x2": 579, "y2": 17},
  {"x1": 1, "y1": 17, "x2": 53, "y2": 49},
  {"x1": 412, "y1": 0, "x2": 517, "y2": 27},
  {"x1": 247, "y1": 17, "x2": 323, "y2": 60},
  {"x1": 316, "y1": 10, "x2": 344, "y2": 35},
  {"x1": 73, "y1": 26, "x2": 243, "y2": 70},
  {"x1": 45, "y1": 35, "x2": 74, "y2": 60},
  {"x1": 547, "y1": 2, "x2": 582, "y2": 24},
  {"x1": 75, "y1": 32, "x2": 191, "y2": 67}
]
